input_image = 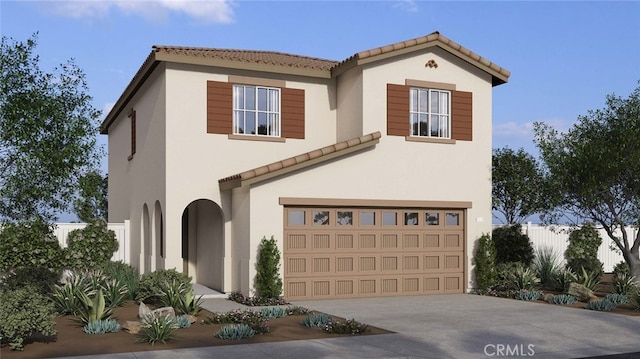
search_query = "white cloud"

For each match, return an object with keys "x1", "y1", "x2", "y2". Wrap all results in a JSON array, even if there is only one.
[
  {"x1": 42, "y1": 0, "x2": 234, "y2": 24},
  {"x1": 393, "y1": 0, "x2": 419, "y2": 13},
  {"x1": 493, "y1": 118, "x2": 574, "y2": 139}
]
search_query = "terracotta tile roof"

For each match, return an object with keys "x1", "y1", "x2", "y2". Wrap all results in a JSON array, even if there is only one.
[
  {"x1": 334, "y1": 31, "x2": 510, "y2": 84},
  {"x1": 219, "y1": 131, "x2": 382, "y2": 190},
  {"x1": 154, "y1": 46, "x2": 339, "y2": 72}
]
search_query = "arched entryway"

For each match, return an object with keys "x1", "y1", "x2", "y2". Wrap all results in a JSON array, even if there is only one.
[{"x1": 181, "y1": 199, "x2": 224, "y2": 291}]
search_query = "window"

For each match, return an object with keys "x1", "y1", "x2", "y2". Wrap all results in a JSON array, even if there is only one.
[
  {"x1": 233, "y1": 85, "x2": 280, "y2": 136},
  {"x1": 128, "y1": 109, "x2": 136, "y2": 160},
  {"x1": 410, "y1": 88, "x2": 450, "y2": 138}
]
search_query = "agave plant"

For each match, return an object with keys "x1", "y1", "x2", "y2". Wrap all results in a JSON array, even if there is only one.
[
  {"x1": 76, "y1": 289, "x2": 116, "y2": 325},
  {"x1": 176, "y1": 287, "x2": 204, "y2": 316}
]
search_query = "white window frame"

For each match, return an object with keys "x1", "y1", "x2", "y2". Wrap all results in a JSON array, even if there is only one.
[
  {"x1": 409, "y1": 87, "x2": 451, "y2": 138},
  {"x1": 233, "y1": 84, "x2": 281, "y2": 137}
]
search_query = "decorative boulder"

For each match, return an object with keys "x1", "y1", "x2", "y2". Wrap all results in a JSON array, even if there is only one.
[
  {"x1": 122, "y1": 321, "x2": 142, "y2": 334},
  {"x1": 139, "y1": 301, "x2": 152, "y2": 320},
  {"x1": 542, "y1": 293, "x2": 555, "y2": 302},
  {"x1": 567, "y1": 283, "x2": 594, "y2": 302}
]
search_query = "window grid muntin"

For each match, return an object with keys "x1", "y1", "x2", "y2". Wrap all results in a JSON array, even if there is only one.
[
  {"x1": 409, "y1": 87, "x2": 450, "y2": 138},
  {"x1": 233, "y1": 84, "x2": 280, "y2": 137}
]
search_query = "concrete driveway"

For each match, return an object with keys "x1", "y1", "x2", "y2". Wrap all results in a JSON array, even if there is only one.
[{"x1": 59, "y1": 294, "x2": 640, "y2": 358}]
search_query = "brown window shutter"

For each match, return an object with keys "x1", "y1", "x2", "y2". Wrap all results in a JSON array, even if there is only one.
[
  {"x1": 387, "y1": 84, "x2": 409, "y2": 136},
  {"x1": 207, "y1": 81, "x2": 233, "y2": 134},
  {"x1": 129, "y1": 109, "x2": 136, "y2": 159},
  {"x1": 451, "y1": 90, "x2": 472, "y2": 141},
  {"x1": 281, "y1": 87, "x2": 305, "y2": 139}
]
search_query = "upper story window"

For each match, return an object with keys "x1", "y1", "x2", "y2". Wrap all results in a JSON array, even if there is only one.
[
  {"x1": 409, "y1": 87, "x2": 450, "y2": 138},
  {"x1": 233, "y1": 84, "x2": 280, "y2": 137}
]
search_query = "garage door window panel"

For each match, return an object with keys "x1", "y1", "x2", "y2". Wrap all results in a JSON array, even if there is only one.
[
  {"x1": 360, "y1": 211, "x2": 376, "y2": 226},
  {"x1": 313, "y1": 211, "x2": 330, "y2": 225},
  {"x1": 404, "y1": 212, "x2": 419, "y2": 226},
  {"x1": 425, "y1": 212, "x2": 440, "y2": 226},
  {"x1": 383, "y1": 212, "x2": 397, "y2": 226},
  {"x1": 288, "y1": 210, "x2": 306, "y2": 225},
  {"x1": 337, "y1": 211, "x2": 353, "y2": 225}
]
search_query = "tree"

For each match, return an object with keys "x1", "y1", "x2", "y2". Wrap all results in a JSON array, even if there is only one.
[
  {"x1": 0, "y1": 34, "x2": 101, "y2": 222},
  {"x1": 74, "y1": 171, "x2": 108, "y2": 222},
  {"x1": 492, "y1": 147, "x2": 546, "y2": 224},
  {"x1": 534, "y1": 82, "x2": 640, "y2": 279}
]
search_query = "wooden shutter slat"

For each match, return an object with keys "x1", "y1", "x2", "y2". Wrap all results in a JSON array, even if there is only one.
[
  {"x1": 281, "y1": 87, "x2": 305, "y2": 139},
  {"x1": 207, "y1": 81, "x2": 233, "y2": 134},
  {"x1": 451, "y1": 90, "x2": 472, "y2": 141},
  {"x1": 387, "y1": 84, "x2": 409, "y2": 136}
]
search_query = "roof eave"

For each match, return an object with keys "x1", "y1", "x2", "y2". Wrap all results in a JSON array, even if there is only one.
[
  {"x1": 219, "y1": 134, "x2": 381, "y2": 191},
  {"x1": 332, "y1": 39, "x2": 510, "y2": 86},
  {"x1": 155, "y1": 52, "x2": 332, "y2": 79},
  {"x1": 100, "y1": 51, "x2": 159, "y2": 134}
]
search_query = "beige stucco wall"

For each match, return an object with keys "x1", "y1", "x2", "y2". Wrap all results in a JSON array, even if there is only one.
[
  {"x1": 336, "y1": 67, "x2": 363, "y2": 141},
  {"x1": 106, "y1": 65, "x2": 167, "y2": 273},
  {"x1": 238, "y1": 48, "x2": 494, "y2": 293},
  {"x1": 107, "y1": 45, "x2": 497, "y2": 294}
]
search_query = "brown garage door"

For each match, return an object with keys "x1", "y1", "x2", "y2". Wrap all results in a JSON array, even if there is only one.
[{"x1": 283, "y1": 207, "x2": 465, "y2": 300}]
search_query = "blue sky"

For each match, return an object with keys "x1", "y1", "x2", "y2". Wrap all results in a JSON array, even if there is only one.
[{"x1": 2, "y1": 0, "x2": 640, "y2": 221}]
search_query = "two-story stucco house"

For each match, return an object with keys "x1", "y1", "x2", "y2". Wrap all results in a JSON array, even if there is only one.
[{"x1": 101, "y1": 31, "x2": 509, "y2": 300}]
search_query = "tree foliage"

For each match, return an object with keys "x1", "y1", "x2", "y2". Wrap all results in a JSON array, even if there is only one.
[
  {"x1": 492, "y1": 147, "x2": 546, "y2": 224},
  {"x1": 0, "y1": 34, "x2": 101, "y2": 222},
  {"x1": 74, "y1": 171, "x2": 108, "y2": 222},
  {"x1": 534, "y1": 82, "x2": 640, "y2": 278},
  {"x1": 473, "y1": 233, "x2": 497, "y2": 291},
  {"x1": 492, "y1": 224, "x2": 534, "y2": 266},
  {"x1": 565, "y1": 224, "x2": 604, "y2": 275},
  {"x1": 254, "y1": 236, "x2": 283, "y2": 298}
]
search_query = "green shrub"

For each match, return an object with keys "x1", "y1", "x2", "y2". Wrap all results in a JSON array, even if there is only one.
[
  {"x1": 259, "y1": 306, "x2": 288, "y2": 319},
  {"x1": 227, "y1": 290, "x2": 288, "y2": 306},
  {"x1": 302, "y1": 313, "x2": 332, "y2": 327},
  {"x1": 473, "y1": 233, "x2": 497, "y2": 291},
  {"x1": 83, "y1": 319, "x2": 121, "y2": 334},
  {"x1": 175, "y1": 287, "x2": 204, "y2": 316},
  {"x1": 573, "y1": 267, "x2": 601, "y2": 291},
  {"x1": 532, "y1": 246, "x2": 562, "y2": 289},
  {"x1": 156, "y1": 278, "x2": 188, "y2": 309},
  {"x1": 102, "y1": 277, "x2": 129, "y2": 308},
  {"x1": 136, "y1": 316, "x2": 178, "y2": 345},
  {"x1": 50, "y1": 273, "x2": 92, "y2": 315},
  {"x1": 552, "y1": 268, "x2": 576, "y2": 292},
  {"x1": 612, "y1": 272, "x2": 638, "y2": 295},
  {"x1": 215, "y1": 324, "x2": 255, "y2": 340},
  {"x1": 0, "y1": 286, "x2": 56, "y2": 351},
  {"x1": 605, "y1": 293, "x2": 629, "y2": 305},
  {"x1": 204, "y1": 309, "x2": 270, "y2": 334},
  {"x1": 323, "y1": 319, "x2": 369, "y2": 335},
  {"x1": 0, "y1": 267, "x2": 60, "y2": 295},
  {"x1": 63, "y1": 220, "x2": 118, "y2": 270},
  {"x1": 585, "y1": 299, "x2": 616, "y2": 312},
  {"x1": 548, "y1": 294, "x2": 578, "y2": 305},
  {"x1": 514, "y1": 289, "x2": 542, "y2": 301},
  {"x1": 136, "y1": 269, "x2": 192, "y2": 304},
  {"x1": 565, "y1": 224, "x2": 604, "y2": 276},
  {"x1": 613, "y1": 261, "x2": 630, "y2": 279},
  {"x1": 492, "y1": 224, "x2": 534, "y2": 266},
  {"x1": 76, "y1": 289, "x2": 116, "y2": 325},
  {"x1": 255, "y1": 236, "x2": 283, "y2": 298},
  {"x1": 0, "y1": 219, "x2": 64, "y2": 273},
  {"x1": 286, "y1": 305, "x2": 311, "y2": 316},
  {"x1": 101, "y1": 260, "x2": 139, "y2": 300},
  {"x1": 512, "y1": 263, "x2": 539, "y2": 291}
]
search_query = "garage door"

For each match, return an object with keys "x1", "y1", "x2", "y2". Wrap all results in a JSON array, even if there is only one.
[{"x1": 283, "y1": 207, "x2": 465, "y2": 300}]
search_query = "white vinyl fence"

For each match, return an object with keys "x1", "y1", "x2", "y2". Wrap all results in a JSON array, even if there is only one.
[
  {"x1": 54, "y1": 221, "x2": 130, "y2": 263},
  {"x1": 494, "y1": 223, "x2": 634, "y2": 272}
]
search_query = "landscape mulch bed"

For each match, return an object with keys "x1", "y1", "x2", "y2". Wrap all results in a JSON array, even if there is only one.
[{"x1": 1, "y1": 301, "x2": 390, "y2": 359}]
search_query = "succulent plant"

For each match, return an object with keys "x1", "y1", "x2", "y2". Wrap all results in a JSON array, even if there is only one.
[
  {"x1": 302, "y1": 313, "x2": 333, "y2": 327},
  {"x1": 514, "y1": 289, "x2": 542, "y2": 301},
  {"x1": 585, "y1": 299, "x2": 616, "y2": 312},
  {"x1": 215, "y1": 324, "x2": 255, "y2": 340},
  {"x1": 547, "y1": 294, "x2": 578, "y2": 305},
  {"x1": 83, "y1": 319, "x2": 121, "y2": 334}
]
